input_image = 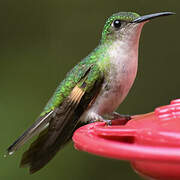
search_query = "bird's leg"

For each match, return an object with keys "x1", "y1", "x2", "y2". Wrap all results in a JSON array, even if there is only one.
[
  {"x1": 102, "y1": 112, "x2": 131, "y2": 125},
  {"x1": 85, "y1": 111, "x2": 131, "y2": 126},
  {"x1": 85, "y1": 112, "x2": 112, "y2": 125},
  {"x1": 105, "y1": 112, "x2": 131, "y2": 121}
]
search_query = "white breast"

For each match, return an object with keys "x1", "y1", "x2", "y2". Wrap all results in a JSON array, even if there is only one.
[{"x1": 91, "y1": 40, "x2": 138, "y2": 115}]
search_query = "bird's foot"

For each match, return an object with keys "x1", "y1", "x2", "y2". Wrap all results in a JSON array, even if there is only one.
[
  {"x1": 103, "y1": 112, "x2": 131, "y2": 125},
  {"x1": 106, "y1": 112, "x2": 131, "y2": 121},
  {"x1": 87, "y1": 118, "x2": 112, "y2": 125},
  {"x1": 85, "y1": 112, "x2": 131, "y2": 126},
  {"x1": 85, "y1": 112, "x2": 112, "y2": 125}
]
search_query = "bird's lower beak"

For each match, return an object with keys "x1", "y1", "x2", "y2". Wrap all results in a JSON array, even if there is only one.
[{"x1": 133, "y1": 12, "x2": 175, "y2": 23}]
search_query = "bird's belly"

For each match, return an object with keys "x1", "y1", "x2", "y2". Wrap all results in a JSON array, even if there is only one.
[
  {"x1": 92, "y1": 82, "x2": 127, "y2": 115},
  {"x1": 90, "y1": 64, "x2": 137, "y2": 115},
  {"x1": 94, "y1": 88, "x2": 123, "y2": 115}
]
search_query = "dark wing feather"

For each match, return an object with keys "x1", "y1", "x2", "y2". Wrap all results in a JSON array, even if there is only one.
[
  {"x1": 20, "y1": 66, "x2": 104, "y2": 174},
  {"x1": 7, "y1": 111, "x2": 53, "y2": 155}
]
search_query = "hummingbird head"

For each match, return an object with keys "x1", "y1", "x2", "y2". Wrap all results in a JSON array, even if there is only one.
[{"x1": 101, "y1": 12, "x2": 175, "y2": 44}]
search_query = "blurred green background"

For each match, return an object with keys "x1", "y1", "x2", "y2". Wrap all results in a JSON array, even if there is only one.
[{"x1": 0, "y1": 0, "x2": 179, "y2": 179}]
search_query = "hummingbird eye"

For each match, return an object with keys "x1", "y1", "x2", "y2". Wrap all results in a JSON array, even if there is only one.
[{"x1": 113, "y1": 19, "x2": 122, "y2": 29}]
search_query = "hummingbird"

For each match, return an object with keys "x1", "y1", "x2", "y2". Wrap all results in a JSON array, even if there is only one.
[{"x1": 7, "y1": 11, "x2": 174, "y2": 173}]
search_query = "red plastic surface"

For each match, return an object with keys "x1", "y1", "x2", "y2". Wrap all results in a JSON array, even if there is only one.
[{"x1": 73, "y1": 99, "x2": 180, "y2": 180}]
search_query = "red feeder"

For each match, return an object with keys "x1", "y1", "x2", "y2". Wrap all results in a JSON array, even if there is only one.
[{"x1": 73, "y1": 99, "x2": 180, "y2": 180}]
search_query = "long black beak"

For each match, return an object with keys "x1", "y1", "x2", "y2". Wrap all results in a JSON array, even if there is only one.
[{"x1": 133, "y1": 12, "x2": 175, "y2": 23}]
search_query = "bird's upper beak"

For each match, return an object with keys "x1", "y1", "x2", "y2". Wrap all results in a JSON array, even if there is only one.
[{"x1": 133, "y1": 12, "x2": 175, "y2": 23}]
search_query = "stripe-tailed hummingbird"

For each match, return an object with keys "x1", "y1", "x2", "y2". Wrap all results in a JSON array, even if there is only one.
[{"x1": 7, "y1": 11, "x2": 174, "y2": 173}]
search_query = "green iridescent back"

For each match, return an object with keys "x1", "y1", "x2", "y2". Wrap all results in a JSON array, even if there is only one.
[
  {"x1": 41, "y1": 44, "x2": 110, "y2": 116},
  {"x1": 40, "y1": 12, "x2": 140, "y2": 116}
]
